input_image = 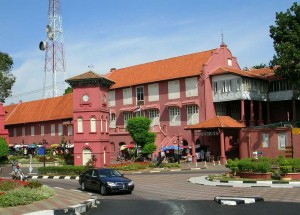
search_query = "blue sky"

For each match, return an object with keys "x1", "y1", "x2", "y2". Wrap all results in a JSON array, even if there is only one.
[{"x1": 0, "y1": 0, "x2": 297, "y2": 105}]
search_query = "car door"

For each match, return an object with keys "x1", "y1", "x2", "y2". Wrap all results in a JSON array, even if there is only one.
[
  {"x1": 83, "y1": 169, "x2": 94, "y2": 190},
  {"x1": 90, "y1": 169, "x2": 101, "y2": 190}
]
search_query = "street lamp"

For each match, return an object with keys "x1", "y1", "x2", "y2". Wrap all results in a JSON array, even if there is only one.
[
  {"x1": 176, "y1": 134, "x2": 181, "y2": 164},
  {"x1": 42, "y1": 139, "x2": 47, "y2": 167}
]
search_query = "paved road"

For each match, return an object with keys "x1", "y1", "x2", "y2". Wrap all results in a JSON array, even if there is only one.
[{"x1": 4, "y1": 164, "x2": 300, "y2": 214}]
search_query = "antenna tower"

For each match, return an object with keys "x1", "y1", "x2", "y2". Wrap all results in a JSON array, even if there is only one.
[{"x1": 39, "y1": 0, "x2": 66, "y2": 98}]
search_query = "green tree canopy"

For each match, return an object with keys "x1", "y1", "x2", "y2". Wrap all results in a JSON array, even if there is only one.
[
  {"x1": 269, "y1": 2, "x2": 300, "y2": 90},
  {"x1": 64, "y1": 86, "x2": 73, "y2": 95},
  {"x1": 0, "y1": 52, "x2": 16, "y2": 103},
  {"x1": 252, "y1": 63, "x2": 268, "y2": 69},
  {"x1": 0, "y1": 137, "x2": 9, "y2": 162},
  {"x1": 126, "y1": 117, "x2": 156, "y2": 149}
]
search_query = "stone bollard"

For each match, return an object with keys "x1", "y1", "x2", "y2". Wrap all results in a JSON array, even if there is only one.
[
  {"x1": 218, "y1": 160, "x2": 221, "y2": 165},
  {"x1": 213, "y1": 160, "x2": 215, "y2": 166},
  {"x1": 203, "y1": 161, "x2": 207, "y2": 168}
]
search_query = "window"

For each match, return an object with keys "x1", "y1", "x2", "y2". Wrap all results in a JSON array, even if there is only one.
[
  {"x1": 149, "y1": 109, "x2": 160, "y2": 127},
  {"x1": 215, "y1": 103, "x2": 226, "y2": 116},
  {"x1": 91, "y1": 117, "x2": 96, "y2": 133},
  {"x1": 13, "y1": 128, "x2": 17, "y2": 137},
  {"x1": 106, "y1": 117, "x2": 108, "y2": 133},
  {"x1": 41, "y1": 125, "x2": 45, "y2": 136},
  {"x1": 123, "y1": 88, "x2": 133, "y2": 105},
  {"x1": 51, "y1": 124, "x2": 55, "y2": 136},
  {"x1": 278, "y1": 132, "x2": 287, "y2": 149},
  {"x1": 22, "y1": 127, "x2": 25, "y2": 137},
  {"x1": 110, "y1": 113, "x2": 116, "y2": 128},
  {"x1": 262, "y1": 133, "x2": 269, "y2": 148},
  {"x1": 168, "y1": 80, "x2": 180, "y2": 99},
  {"x1": 58, "y1": 124, "x2": 63, "y2": 136},
  {"x1": 148, "y1": 83, "x2": 159, "y2": 101},
  {"x1": 169, "y1": 107, "x2": 181, "y2": 126},
  {"x1": 185, "y1": 77, "x2": 198, "y2": 97},
  {"x1": 31, "y1": 126, "x2": 35, "y2": 136},
  {"x1": 78, "y1": 117, "x2": 83, "y2": 133},
  {"x1": 67, "y1": 125, "x2": 73, "y2": 136},
  {"x1": 227, "y1": 59, "x2": 232, "y2": 66},
  {"x1": 124, "y1": 112, "x2": 134, "y2": 127},
  {"x1": 187, "y1": 105, "x2": 199, "y2": 125},
  {"x1": 108, "y1": 90, "x2": 116, "y2": 107},
  {"x1": 136, "y1": 86, "x2": 144, "y2": 105},
  {"x1": 213, "y1": 82, "x2": 218, "y2": 94},
  {"x1": 231, "y1": 104, "x2": 240, "y2": 120}
]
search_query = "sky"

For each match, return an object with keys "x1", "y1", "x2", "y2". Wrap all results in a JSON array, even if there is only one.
[{"x1": 0, "y1": 0, "x2": 297, "y2": 105}]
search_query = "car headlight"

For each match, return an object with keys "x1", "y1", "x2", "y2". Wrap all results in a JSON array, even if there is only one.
[
  {"x1": 128, "y1": 181, "x2": 134, "y2": 186},
  {"x1": 107, "y1": 182, "x2": 117, "y2": 186}
]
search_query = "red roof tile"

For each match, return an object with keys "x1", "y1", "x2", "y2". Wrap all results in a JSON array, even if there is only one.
[
  {"x1": 4, "y1": 93, "x2": 73, "y2": 125},
  {"x1": 185, "y1": 116, "x2": 245, "y2": 130},
  {"x1": 211, "y1": 67, "x2": 267, "y2": 79},
  {"x1": 106, "y1": 49, "x2": 216, "y2": 89}
]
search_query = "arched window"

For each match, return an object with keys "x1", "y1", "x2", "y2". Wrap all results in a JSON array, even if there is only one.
[
  {"x1": 90, "y1": 117, "x2": 96, "y2": 133},
  {"x1": 77, "y1": 117, "x2": 83, "y2": 133}
]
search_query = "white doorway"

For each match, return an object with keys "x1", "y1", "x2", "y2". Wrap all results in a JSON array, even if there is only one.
[{"x1": 82, "y1": 148, "x2": 92, "y2": 165}]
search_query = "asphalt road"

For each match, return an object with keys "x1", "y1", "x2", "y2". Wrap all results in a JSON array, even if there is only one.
[{"x1": 36, "y1": 170, "x2": 300, "y2": 215}]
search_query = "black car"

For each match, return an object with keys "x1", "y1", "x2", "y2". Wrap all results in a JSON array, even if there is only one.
[{"x1": 79, "y1": 168, "x2": 134, "y2": 195}]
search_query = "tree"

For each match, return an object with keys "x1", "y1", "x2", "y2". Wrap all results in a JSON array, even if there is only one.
[
  {"x1": 0, "y1": 137, "x2": 9, "y2": 164},
  {"x1": 0, "y1": 52, "x2": 16, "y2": 103},
  {"x1": 64, "y1": 87, "x2": 73, "y2": 95},
  {"x1": 252, "y1": 63, "x2": 268, "y2": 69},
  {"x1": 269, "y1": 2, "x2": 300, "y2": 90},
  {"x1": 126, "y1": 117, "x2": 156, "y2": 149}
]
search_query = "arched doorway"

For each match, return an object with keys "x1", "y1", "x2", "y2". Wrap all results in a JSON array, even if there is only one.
[{"x1": 82, "y1": 147, "x2": 92, "y2": 165}]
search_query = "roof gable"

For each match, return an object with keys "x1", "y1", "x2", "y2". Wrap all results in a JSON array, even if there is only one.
[
  {"x1": 185, "y1": 116, "x2": 245, "y2": 130},
  {"x1": 106, "y1": 49, "x2": 216, "y2": 89}
]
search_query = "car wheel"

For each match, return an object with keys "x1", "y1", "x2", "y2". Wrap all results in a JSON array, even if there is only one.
[
  {"x1": 100, "y1": 185, "x2": 107, "y2": 196},
  {"x1": 81, "y1": 182, "x2": 86, "y2": 191},
  {"x1": 127, "y1": 191, "x2": 132, "y2": 194}
]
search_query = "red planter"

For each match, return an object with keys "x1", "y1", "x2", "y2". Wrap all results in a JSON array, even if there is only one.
[
  {"x1": 282, "y1": 173, "x2": 300, "y2": 180},
  {"x1": 237, "y1": 172, "x2": 272, "y2": 180}
]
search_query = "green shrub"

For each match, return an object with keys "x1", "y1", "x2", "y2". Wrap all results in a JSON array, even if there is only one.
[
  {"x1": 0, "y1": 185, "x2": 55, "y2": 207},
  {"x1": 38, "y1": 166, "x2": 86, "y2": 175},
  {"x1": 279, "y1": 159, "x2": 293, "y2": 174},
  {"x1": 225, "y1": 158, "x2": 239, "y2": 175}
]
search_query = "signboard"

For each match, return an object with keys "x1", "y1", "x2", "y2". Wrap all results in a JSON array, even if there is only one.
[
  {"x1": 285, "y1": 146, "x2": 293, "y2": 158},
  {"x1": 292, "y1": 128, "x2": 300, "y2": 135},
  {"x1": 198, "y1": 131, "x2": 219, "y2": 136}
]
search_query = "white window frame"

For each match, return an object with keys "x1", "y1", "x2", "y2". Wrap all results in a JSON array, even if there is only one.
[
  {"x1": 110, "y1": 113, "x2": 116, "y2": 128},
  {"x1": 136, "y1": 86, "x2": 144, "y2": 105},
  {"x1": 123, "y1": 88, "x2": 133, "y2": 105},
  {"x1": 185, "y1": 77, "x2": 198, "y2": 97},
  {"x1": 78, "y1": 117, "x2": 83, "y2": 133},
  {"x1": 278, "y1": 132, "x2": 287, "y2": 149},
  {"x1": 31, "y1": 126, "x2": 35, "y2": 136},
  {"x1": 41, "y1": 125, "x2": 45, "y2": 136},
  {"x1": 22, "y1": 127, "x2": 25, "y2": 137},
  {"x1": 169, "y1": 107, "x2": 181, "y2": 126},
  {"x1": 124, "y1": 112, "x2": 134, "y2": 127},
  {"x1": 148, "y1": 83, "x2": 159, "y2": 102},
  {"x1": 67, "y1": 124, "x2": 73, "y2": 136},
  {"x1": 168, "y1": 80, "x2": 180, "y2": 100},
  {"x1": 91, "y1": 117, "x2": 96, "y2": 133},
  {"x1": 262, "y1": 133, "x2": 269, "y2": 148},
  {"x1": 13, "y1": 128, "x2": 17, "y2": 137},
  {"x1": 227, "y1": 58, "x2": 232, "y2": 66},
  {"x1": 187, "y1": 105, "x2": 199, "y2": 125},
  {"x1": 51, "y1": 124, "x2": 55, "y2": 136},
  {"x1": 108, "y1": 90, "x2": 116, "y2": 107},
  {"x1": 58, "y1": 124, "x2": 63, "y2": 136},
  {"x1": 149, "y1": 109, "x2": 160, "y2": 127}
]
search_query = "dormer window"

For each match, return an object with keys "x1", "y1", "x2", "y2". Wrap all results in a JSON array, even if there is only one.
[{"x1": 227, "y1": 58, "x2": 232, "y2": 66}]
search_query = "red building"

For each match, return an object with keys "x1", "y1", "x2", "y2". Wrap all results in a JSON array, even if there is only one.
[{"x1": 2, "y1": 43, "x2": 300, "y2": 166}]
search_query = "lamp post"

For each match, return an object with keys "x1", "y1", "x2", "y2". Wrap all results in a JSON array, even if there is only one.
[
  {"x1": 42, "y1": 139, "x2": 47, "y2": 167},
  {"x1": 176, "y1": 134, "x2": 181, "y2": 164}
]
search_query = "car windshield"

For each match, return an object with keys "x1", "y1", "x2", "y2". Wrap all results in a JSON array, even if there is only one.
[{"x1": 99, "y1": 169, "x2": 122, "y2": 177}]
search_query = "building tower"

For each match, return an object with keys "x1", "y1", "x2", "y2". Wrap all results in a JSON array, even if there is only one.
[{"x1": 39, "y1": 0, "x2": 66, "y2": 98}]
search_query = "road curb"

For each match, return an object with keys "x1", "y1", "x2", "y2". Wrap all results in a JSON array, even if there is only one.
[
  {"x1": 23, "y1": 194, "x2": 99, "y2": 215},
  {"x1": 214, "y1": 196, "x2": 264, "y2": 205}
]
